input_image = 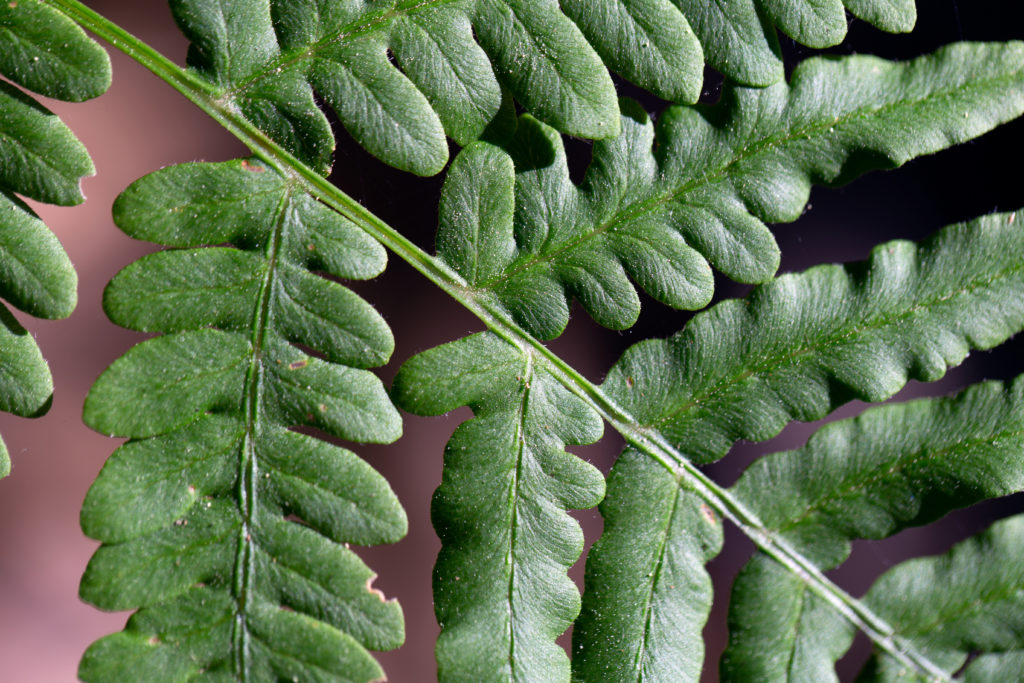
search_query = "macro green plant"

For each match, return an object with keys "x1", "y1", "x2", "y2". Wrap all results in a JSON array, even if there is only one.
[{"x1": 1, "y1": 0, "x2": 1024, "y2": 681}]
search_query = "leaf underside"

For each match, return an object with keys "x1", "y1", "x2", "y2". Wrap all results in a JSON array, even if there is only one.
[
  {"x1": 682, "y1": 0, "x2": 916, "y2": 86},
  {"x1": 0, "y1": 0, "x2": 110, "y2": 473},
  {"x1": 436, "y1": 43, "x2": 1024, "y2": 340},
  {"x1": 78, "y1": 159, "x2": 406, "y2": 682},
  {"x1": 604, "y1": 210, "x2": 1024, "y2": 465},
  {"x1": 862, "y1": 514, "x2": 1024, "y2": 681},
  {"x1": 572, "y1": 448, "x2": 723, "y2": 682}
]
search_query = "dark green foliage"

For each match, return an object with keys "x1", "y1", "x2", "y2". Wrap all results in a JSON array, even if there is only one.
[
  {"x1": 78, "y1": 159, "x2": 406, "y2": 681},
  {"x1": 861, "y1": 514, "x2": 1024, "y2": 681},
  {"x1": 0, "y1": 0, "x2": 110, "y2": 475},
  {"x1": 603, "y1": 211, "x2": 1024, "y2": 465},
  {"x1": 579, "y1": 212, "x2": 1024, "y2": 682},
  {"x1": 0, "y1": 0, "x2": 110, "y2": 101},
  {"x1": 676, "y1": 0, "x2": 914, "y2": 86},
  {"x1": 560, "y1": 0, "x2": 703, "y2": 104},
  {"x1": 6, "y1": 2, "x2": 1024, "y2": 681},
  {"x1": 393, "y1": 332, "x2": 605, "y2": 681},
  {"x1": 170, "y1": 0, "x2": 621, "y2": 176},
  {"x1": 723, "y1": 375, "x2": 1024, "y2": 680},
  {"x1": 436, "y1": 43, "x2": 1024, "y2": 339},
  {"x1": 572, "y1": 449, "x2": 723, "y2": 682}
]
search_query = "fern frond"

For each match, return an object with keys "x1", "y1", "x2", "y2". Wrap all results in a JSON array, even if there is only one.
[
  {"x1": 860, "y1": 513, "x2": 1024, "y2": 680},
  {"x1": 722, "y1": 375, "x2": 1024, "y2": 680},
  {"x1": 77, "y1": 159, "x2": 405, "y2": 681},
  {"x1": 559, "y1": 0, "x2": 704, "y2": 104},
  {"x1": 603, "y1": 210, "x2": 1024, "y2": 465},
  {"x1": 0, "y1": 0, "x2": 110, "y2": 474},
  {"x1": 168, "y1": 0, "x2": 620, "y2": 177},
  {"x1": 571, "y1": 448, "x2": 722, "y2": 682},
  {"x1": 672, "y1": 0, "x2": 914, "y2": 87},
  {"x1": 392, "y1": 332, "x2": 605, "y2": 681},
  {"x1": 575, "y1": 210, "x2": 1024, "y2": 681},
  {"x1": 435, "y1": 43, "x2": 1024, "y2": 339}
]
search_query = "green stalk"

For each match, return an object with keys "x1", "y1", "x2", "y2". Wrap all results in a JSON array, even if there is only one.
[{"x1": 47, "y1": 1, "x2": 951, "y2": 679}]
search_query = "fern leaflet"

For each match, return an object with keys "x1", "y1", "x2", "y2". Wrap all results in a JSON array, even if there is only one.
[
  {"x1": 168, "y1": 0, "x2": 620, "y2": 177},
  {"x1": 393, "y1": 332, "x2": 605, "y2": 681},
  {"x1": 435, "y1": 43, "x2": 1024, "y2": 339},
  {"x1": 724, "y1": 375, "x2": 1024, "y2": 680},
  {"x1": 78, "y1": 159, "x2": 405, "y2": 680},
  {"x1": 578, "y1": 211, "x2": 1024, "y2": 681},
  {"x1": 0, "y1": 0, "x2": 110, "y2": 475}
]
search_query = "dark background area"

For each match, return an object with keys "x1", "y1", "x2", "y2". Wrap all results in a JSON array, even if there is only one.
[{"x1": 0, "y1": 2, "x2": 1022, "y2": 680}]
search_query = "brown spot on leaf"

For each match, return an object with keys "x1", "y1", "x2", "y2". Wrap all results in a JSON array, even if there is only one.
[
  {"x1": 287, "y1": 359, "x2": 308, "y2": 370},
  {"x1": 626, "y1": 376, "x2": 634, "y2": 388},
  {"x1": 239, "y1": 159, "x2": 265, "y2": 172},
  {"x1": 700, "y1": 503, "x2": 718, "y2": 525},
  {"x1": 318, "y1": 403, "x2": 327, "y2": 412},
  {"x1": 366, "y1": 574, "x2": 387, "y2": 602},
  {"x1": 307, "y1": 243, "x2": 316, "y2": 251},
  {"x1": 147, "y1": 636, "x2": 160, "y2": 646}
]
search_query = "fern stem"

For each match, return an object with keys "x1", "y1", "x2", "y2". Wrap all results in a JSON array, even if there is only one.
[{"x1": 47, "y1": 2, "x2": 951, "y2": 679}]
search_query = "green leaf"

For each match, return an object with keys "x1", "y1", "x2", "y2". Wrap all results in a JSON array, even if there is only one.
[
  {"x1": 735, "y1": 376, "x2": 1024, "y2": 568},
  {"x1": 0, "y1": 303, "x2": 51, "y2": 419},
  {"x1": 674, "y1": 0, "x2": 783, "y2": 86},
  {"x1": 860, "y1": 514, "x2": 1024, "y2": 681},
  {"x1": 80, "y1": 159, "x2": 405, "y2": 681},
  {"x1": 844, "y1": 0, "x2": 916, "y2": 33},
  {"x1": 0, "y1": 192, "x2": 76, "y2": 320},
  {"x1": 722, "y1": 554, "x2": 854, "y2": 683},
  {"x1": 572, "y1": 448, "x2": 723, "y2": 682},
  {"x1": 760, "y1": 0, "x2": 848, "y2": 49},
  {"x1": 0, "y1": 0, "x2": 111, "y2": 101},
  {"x1": 0, "y1": 0, "x2": 103, "y2": 479},
  {"x1": 472, "y1": 0, "x2": 619, "y2": 139},
  {"x1": 603, "y1": 210, "x2": 1024, "y2": 465},
  {"x1": 561, "y1": 0, "x2": 704, "y2": 104},
  {"x1": 392, "y1": 332, "x2": 605, "y2": 682},
  {"x1": 437, "y1": 43, "x2": 1024, "y2": 339},
  {"x1": 170, "y1": 0, "x2": 618, "y2": 176},
  {"x1": 722, "y1": 375, "x2": 1024, "y2": 680},
  {"x1": 0, "y1": 80, "x2": 94, "y2": 206},
  {"x1": 673, "y1": 0, "x2": 916, "y2": 86}
]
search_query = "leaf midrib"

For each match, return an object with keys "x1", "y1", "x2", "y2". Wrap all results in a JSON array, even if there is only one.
[
  {"x1": 230, "y1": 180, "x2": 295, "y2": 678},
  {"x1": 505, "y1": 351, "x2": 533, "y2": 682}
]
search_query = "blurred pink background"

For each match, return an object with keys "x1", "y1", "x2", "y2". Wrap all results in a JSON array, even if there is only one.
[{"x1": 1, "y1": 2, "x2": 1023, "y2": 681}]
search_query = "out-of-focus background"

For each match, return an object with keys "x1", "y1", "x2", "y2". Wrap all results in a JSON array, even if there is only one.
[{"x1": 1, "y1": 2, "x2": 1023, "y2": 681}]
